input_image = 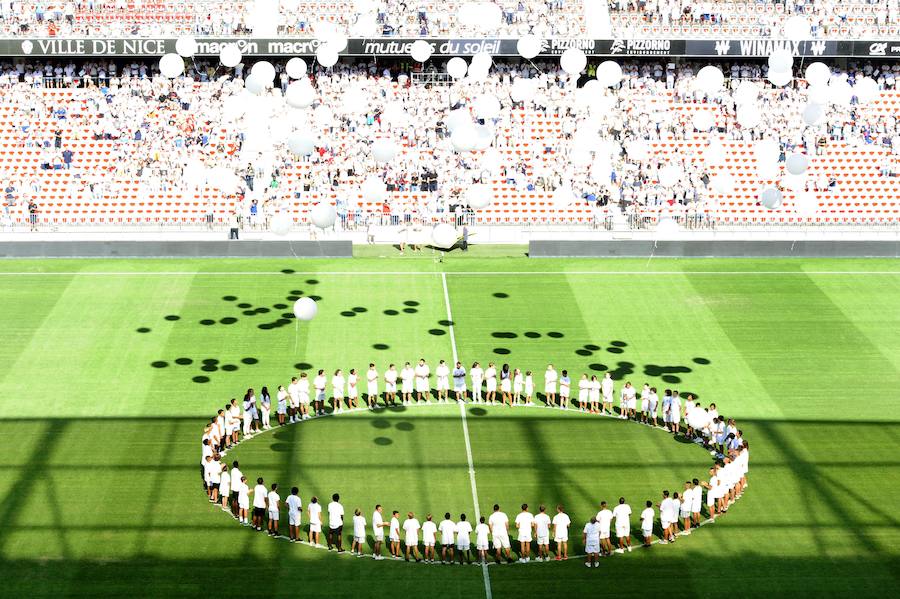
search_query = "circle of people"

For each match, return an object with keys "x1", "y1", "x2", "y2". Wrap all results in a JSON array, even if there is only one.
[{"x1": 201, "y1": 359, "x2": 750, "y2": 565}]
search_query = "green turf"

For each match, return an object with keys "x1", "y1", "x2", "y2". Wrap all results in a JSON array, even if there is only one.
[{"x1": 0, "y1": 257, "x2": 898, "y2": 598}]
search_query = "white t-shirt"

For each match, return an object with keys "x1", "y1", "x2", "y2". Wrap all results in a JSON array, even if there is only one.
[
  {"x1": 314, "y1": 374, "x2": 326, "y2": 392},
  {"x1": 439, "y1": 519, "x2": 456, "y2": 545},
  {"x1": 415, "y1": 363, "x2": 430, "y2": 381},
  {"x1": 640, "y1": 507, "x2": 654, "y2": 530},
  {"x1": 308, "y1": 502, "x2": 322, "y2": 526},
  {"x1": 602, "y1": 376, "x2": 614, "y2": 397},
  {"x1": 475, "y1": 522, "x2": 490, "y2": 546},
  {"x1": 267, "y1": 490, "x2": 280, "y2": 511},
  {"x1": 552, "y1": 512, "x2": 571, "y2": 539},
  {"x1": 584, "y1": 521, "x2": 601, "y2": 545},
  {"x1": 422, "y1": 520, "x2": 437, "y2": 544},
  {"x1": 327, "y1": 501, "x2": 344, "y2": 528},
  {"x1": 436, "y1": 363, "x2": 449, "y2": 382},
  {"x1": 515, "y1": 511, "x2": 535, "y2": 538},
  {"x1": 488, "y1": 511, "x2": 509, "y2": 537},
  {"x1": 612, "y1": 504, "x2": 632, "y2": 529},
  {"x1": 534, "y1": 512, "x2": 551, "y2": 539},
  {"x1": 286, "y1": 494, "x2": 302, "y2": 516},
  {"x1": 373, "y1": 510, "x2": 384, "y2": 536},
  {"x1": 253, "y1": 484, "x2": 268, "y2": 508},
  {"x1": 402, "y1": 518, "x2": 420, "y2": 541},
  {"x1": 456, "y1": 520, "x2": 473, "y2": 544},
  {"x1": 353, "y1": 514, "x2": 366, "y2": 538},
  {"x1": 390, "y1": 516, "x2": 400, "y2": 539},
  {"x1": 596, "y1": 509, "x2": 613, "y2": 534}
]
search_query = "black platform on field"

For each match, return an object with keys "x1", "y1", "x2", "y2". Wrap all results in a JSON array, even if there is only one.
[
  {"x1": 0, "y1": 240, "x2": 353, "y2": 258},
  {"x1": 529, "y1": 240, "x2": 900, "y2": 258}
]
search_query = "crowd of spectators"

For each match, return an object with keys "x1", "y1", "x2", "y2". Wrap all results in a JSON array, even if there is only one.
[{"x1": 2, "y1": 55, "x2": 900, "y2": 228}]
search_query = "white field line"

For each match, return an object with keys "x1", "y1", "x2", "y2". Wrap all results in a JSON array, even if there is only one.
[
  {"x1": 0, "y1": 270, "x2": 898, "y2": 276},
  {"x1": 442, "y1": 272, "x2": 492, "y2": 599}
]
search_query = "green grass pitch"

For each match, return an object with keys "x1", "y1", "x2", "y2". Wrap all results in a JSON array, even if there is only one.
[{"x1": 0, "y1": 252, "x2": 898, "y2": 598}]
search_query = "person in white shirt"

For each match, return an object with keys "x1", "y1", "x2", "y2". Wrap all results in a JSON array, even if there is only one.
[
  {"x1": 475, "y1": 516, "x2": 490, "y2": 563},
  {"x1": 589, "y1": 375, "x2": 601, "y2": 413},
  {"x1": 366, "y1": 363, "x2": 379, "y2": 409},
  {"x1": 307, "y1": 496, "x2": 322, "y2": 545},
  {"x1": 236, "y1": 476, "x2": 250, "y2": 525},
  {"x1": 415, "y1": 358, "x2": 431, "y2": 403},
  {"x1": 558, "y1": 370, "x2": 570, "y2": 410},
  {"x1": 533, "y1": 504, "x2": 552, "y2": 562},
  {"x1": 484, "y1": 362, "x2": 497, "y2": 404},
  {"x1": 640, "y1": 500, "x2": 655, "y2": 546},
  {"x1": 421, "y1": 514, "x2": 438, "y2": 563},
  {"x1": 251, "y1": 477, "x2": 268, "y2": 532},
  {"x1": 384, "y1": 364, "x2": 398, "y2": 406},
  {"x1": 620, "y1": 381, "x2": 637, "y2": 420},
  {"x1": 314, "y1": 370, "x2": 327, "y2": 416},
  {"x1": 267, "y1": 483, "x2": 281, "y2": 537},
  {"x1": 601, "y1": 372, "x2": 614, "y2": 414},
  {"x1": 400, "y1": 362, "x2": 415, "y2": 405},
  {"x1": 577, "y1": 374, "x2": 589, "y2": 412},
  {"x1": 680, "y1": 481, "x2": 694, "y2": 535},
  {"x1": 389, "y1": 510, "x2": 402, "y2": 559},
  {"x1": 436, "y1": 359, "x2": 450, "y2": 402},
  {"x1": 524, "y1": 370, "x2": 534, "y2": 405},
  {"x1": 327, "y1": 493, "x2": 345, "y2": 552},
  {"x1": 658, "y1": 489, "x2": 676, "y2": 543},
  {"x1": 513, "y1": 368, "x2": 523, "y2": 404},
  {"x1": 438, "y1": 513, "x2": 456, "y2": 563},
  {"x1": 351, "y1": 509, "x2": 367, "y2": 555},
  {"x1": 219, "y1": 463, "x2": 231, "y2": 512},
  {"x1": 347, "y1": 368, "x2": 359, "y2": 409},
  {"x1": 544, "y1": 364, "x2": 558, "y2": 407},
  {"x1": 455, "y1": 513, "x2": 473, "y2": 564},
  {"x1": 648, "y1": 386, "x2": 659, "y2": 427},
  {"x1": 276, "y1": 385, "x2": 288, "y2": 426},
  {"x1": 402, "y1": 512, "x2": 422, "y2": 561},
  {"x1": 671, "y1": 391, "x2": 683, "y2": 434},
  {"x1": 596, "y1": 501, "x2": 614, "y2": 556},
  {"x1": 453, "y1": 362, "x2": 467, "y2": 402},
  {"x1": 372, "y1": 504, "x2": 387, "y2": 559},
  {"x1": 691, "y1": 478, "x2": 703, "y2": 526},
  {"x1": 286, "y1": 486, "x2": 302, "y2": 543},
  {"x1": 514, "y1": 504, "x2": 535, "y2": 562},
  {"x1": 488, "y1": 504, "x2": 513, "y2": 564},
  {"x1": 332, "y1": 369, "x2": 346, "y2": 413},
  {"x1": 229, "y1": 460, "x2": 243, "y2": 518},
  {"x1": 297, "y1": 373, "x2": 311, "y2": 420},
  {"x1": 470, "y1": 361, "x2": 484, "y2": 402},
  {"x1": 551, "y1": 504, "x2": 571, "y2": 560},
  {"x1": 583, "y1": 517, "x2": 601, "y2": 568},
  {"x1": 640, "y1": 383, "x2": 651, "y2": 424},
  {"x1": 612, "y1": 497, "x2": 632, "y2": 553}
]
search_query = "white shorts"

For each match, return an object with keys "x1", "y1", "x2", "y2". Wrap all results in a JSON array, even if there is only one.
[
  {"x1": 536, "y1": 535, "x2": 549, "y2": 545},
  {"x1": 661, "y1": 520, "x2": 671, "y2": 529},
  {"x1": 348, "y1": 389, "x2": 358, "y2": 399},
  {"x1": 501, "y1": 380, "x2": 511, "y2": 393},
  {"x1": 219, "y1": 485, "x2": 230, "y2": 498},
  {"x1": 367, "y1": 385, "x2": 378, "y2": 397},
  {"x1": 518, "y1": 533, "x2": 532, "y2": 543},
  {"x1": 310, "y1": 522, "x2": 322, "y2": 533},
  {"x1": 615, "y1": 526, "x2": 630, "y2": 538},
  {"x1": 385, "y1": 382, "x2": 396, "y2": 393},
  {"x1": 578, "y1": 392, "x2": 587, "y2": 404},
  {"x1": 692, "y1": 504, "x2": 701, "y2": 514},
  {"x1": 492, "y1": 534, "x2": 511, "y2": 549},
  {"x1": 454, "y1": 381, "x2": 466, "y2": 392},
  {"x1": 457, "y1": 541, "x2": 470, "y2": 551},
  {"x1": 416, "y1": 380, "x2": 429, "y2": 393},
  {"x1": 239, "y1": 498, "x2": 249, "y2": 509},
  {"x1": 333, "y1": 392, "x2": 344, "y2": 400},
  {"x1": 476, "y1": 541, "x2": 489, "y2": 551},
  {"x1": 707, "y1": 492, "x2": 716, "y2": 506},
  {"x1": 585, "y1": 540, "x2": 600, "y2": 554},
  {"x1": 354, "y1": 536, "x2": 365, "y2": 544},
  {"x1": 405, "y1": 534, "x2": 418, "y2": 546},
  {"x1": 437, "y1": 378, "x2": 449, "y2": 391},
  {"x1": 599, "y1": 531, "x2": 610, "y2": 540},
  {"x1": 560, "y1": 389, "x2": 569, "y2": 398},
  {"x1": 299, "y1": 394, "x2": 310, "y2": 405},
  {"x1": 289, "y1": 512, "x2": 301, "y2": 526},
  {"x1": 423, "y1": 541, "x2": 435, "y2": 547},
  {"x1": 627, "y1": 398, "x2": 636, "y2": 409},
  {"x1": 315, "y1": 390, "x2": 325, "y2": 402},
  {"x1": 641, "y1": 399, "x2": 649, "y2": 412},
  {"x1": 486, "y1": 380, "x2": 497, "y2": 392},
  {"x1": 375, "y1": 532, "x2": 384, "y2": 542},
  {"x1": 642, "y1": 527, "x2": 653, "y2": 538},
  {"x1": 268, "y1": 510, "x2": 279, "y2": 521},
  {"x1": 603, "y1": 393, "x2": 612, "y2": 403},
  {"x1": 649, "y1": 401, "x2": 658, "y2": 414},
  {"x1": 401, "y1": 382, "x2": 413, "y2": 394},
  {"x1": 680, "y1": 511, "x2": 691, "y2": 520},
  {"x1": 544, "y1": 385, "x2": 556, "y2": 394},
  {"x1": 554, "y1": 535, "x2": 568, "y2": 543},
  {"x1": 390, "y1": 534, "x2": 400, "y2": 542}
]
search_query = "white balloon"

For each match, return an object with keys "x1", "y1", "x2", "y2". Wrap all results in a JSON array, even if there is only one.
[
  {"x1": 451, "y1": 123, "x2": 479, "y2": 152},
  {"x1": 293, "y1": 297, "x2": 318, "y2": 321},
  {"x1": 175, "y1": 36, "x2": 197, "y2": 58},
  {"x1": 767, "y1": 69, "x2": 793, "y2": 87},
  {"x1": 271, "y1": 212, "x2": 292, "y2": 235},
  {"x1": 767, "y1": 49, "x2": 793, "y2": 73},
  {"x1": 371, "y1": 138, "x2": 398, "y2": 163},
  {"x1": 759, "y1": 186, "x2": 784, "y2": 210},
  {"x1": 854, "y1": 76, "x2": 880, "y2": 104},
  {"x1": 804, "y1": 62, "x2": 832, "y2": 86},
  {"x1": 445, "y1": 109, "x2": 471, "y2": 133},
  {"x1": 410, "y1": 39, "x2": 433, "y2": 63},
  {"x1": 285, "y1": 80, "x2": 316, "y2": 108},
  {"x1": 560, "y1": 48, "x2": 587, "y2": 75},
  {"x1": 828, "y1": 77, "x2": 854, "y2": 107},
  {"x1": 696, "y1": 65, "x2": 725, "y2": 94},
  {"x1": 596, "y1": 60, "x2": 623, "y2": 87},
  {"x1": 692, "y1": 110, "x2": 715, "y2": 131},
  {"x1": 286, "y1": 57, "x2": 308, "y2": 79},
  {"x1": 733, "y1": 80, "x2": 759, "y2": 105},
  {"x1": 431, "y1": 223, "x2": 458, "y2": 249},
  {"x1": 517, "y1": 34, "x2": 542, "y2": 59},
  {"x1": 446, "y1": 57, "x2": 468, "y2": 79},
  {"x1": 802, "y1": 102, "x2": 824, "y2": 125},
  {"x1": 737, "y1": 105, "x2": 762, "y2": 128},
  {"x1": 794, "y1": 190, "x2": 820, "y2": 216},
  {"x1": 219, "y1": 43, "x2": 242, "y2": 68},
  {"x1": 785, "y1": 153, "x2": 809, "y2": 175},
  {"x1": 362, "y1": 175, "x2": 387, "y2": 202},
  {"x1": 659, "y1": 164, "x2": 680, "y2": 187},
  {"x1": 465, "y1": 183, "x2": 493, "y2": 209},
  {"x1": 288, "y1": 133, "x2": 316, "y2": 156},
  {"x1": 473, "y1": 94, "x2": 501, "y2": 120},
  {"x1": 310, "y1": 202, "x2": 337, "y2": 228},
  {"x1": 244, "y1": 74, "x2": 266, "y2": 95},
  {"x1": 251, "y1": 61, "x2": 276, "y2": 84},
  {"x1": 159, "y1": 53, "x2": 184, "y2": 78},
  {"x1": 783, "y1": 15, "x2": 811, "y2": 41},
  {"x1": 471, "y1": 51, "x2": 492, "y2": 71},
  {"x1": 316, "y1": 44, "x2": 339, "y2": 68},
  {"x1": 466, "y1": 61, "x2": 490, "y2": 83},
  {"x1": 472, "y1": 124, "x2": 495, "y2": 150},
  {"x1": 710, "y1": 172, "x2": 735, "y2": 193},
  {"x1": 510, "y1": 77, "x2": 537, "y2": 102}
]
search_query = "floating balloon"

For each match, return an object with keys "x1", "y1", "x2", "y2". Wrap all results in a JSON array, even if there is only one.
[
  {"x1": 517, "y1": 34, "x2": 542, "y2": 60},
  {"x1": 802, "y1": 102, "x2": 824, "y2": 125},
  {"x1": 220, "y1": 43, "x2": 242, "y2": 68},
  {"x1": 473, "y1": 94, "x2": 501, "y2": 120},
  {"x1": 466, "y1": 183, "x2": 493, "y2": 209},
  {"x1": 783, "y1": 15, "x2": 811, "y2": 41},
  {"x1": 560, "y1": 48, "x2": 587, "y2": 75},
  {"x1": 244, "y1": 74, "x2": 266, "y2": 95},
  {"x1": 410, "y1": 39, "x2": 433, "y2": 63},
  {"x1": 175, "y1": 36, "x2": 197, "y2": 58},
  {"x1": 285, "y1": 80, "x2": 316, "y2": 108},
  {"x1": 316, "y1": 44, "x2": 339, "y2": 68},
  {"x1": 804, "y1": 62, "x2": 831, "y2": 86},
  {"x1": 767, "y1": 49, "x2": 793, "y2": 74},
  {"x1": 696, "y1": 65, "x2": 725, "y2": 94},
  {"x1": 785, "y1": 153, "x2": 809, "y2": 175},
  {"x1": 737, "y1": 104, "x2": 762, "y2": 128},
  {"x1": 159, "y1": 53, "x2": 184, "y2": 78},
  {"x1": 552, "y1": 183, "x2": 578, "y2": 207},
  {"x1": 754, "y1": 139, "x2": 780, "y2": 164},
  {"x1": 828, "y1": 77, "x2": 854, "y2": 107},
  {"x1": 286, "y1": 57, "x2": 307, "y2": 79},
  {"x1": 251, "y1": 61, "x2": 276, "y2": 84},
  {"x1": 431, "y1": 223, "x2": 458, "y2": 249},
  {"x1": 310, "y1": 202, "x2": 337, "y2": 228},
  {"x1": 692, "y1": 110, "x2": 715, "y2": 131},
  {"x1": 625, "y1": 139, "x2": 650, "y2": 161},
  {"x1": 371, "y1": 138, "x2": 398, "y2": 163},
  {"x1": 293, "y1": 297, "x2": 318, "y2": 321},
  {"x1": 288, "y1": 133, "x2": 316, "y2": 156},
  {"x1": 362, "y1": 176, "x2": 387, "y2": 202},
  {"x1": 767, "y1": 69, "x2": 792, "y2": 87},
  {"x1": 451, "y1": 124, "x2": 479, "y2": 152},
  {"x1": 596, "y1": 60, "x2": 623, "y2": 87},
  {"x1": 446, "y1": 57, "x2": 468, "y2": 80},
  {"x1": 510, "y1": 77, "x2": 537, "y2": 102},
  {"x1": 759, "y1": 186, "x2": 784, "y2": 209},
  {"x1": 471, "y1": 51, "x2": 492, "y2": 72},
  {"x1": 733, "y1": 80, "x2": 759, "y2": 105},
  {"x1": 271, "y1": 212, "x2": 291, "y2": 235},
  {"x1": 854, "y1": 76, "x2": 880, "y2": 104}
]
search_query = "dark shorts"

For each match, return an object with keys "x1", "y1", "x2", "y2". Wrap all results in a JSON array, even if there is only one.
[{"x1": 253, "y1": 507, "x2": 265, "y2": 518}]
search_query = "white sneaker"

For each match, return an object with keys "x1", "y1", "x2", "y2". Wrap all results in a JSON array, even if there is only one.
[
  {"x1": 614, "y1": 548, "x2": 624, "y2": 554},
  {"x1": 627, "y1": 546, "x2": 632, "y2": 553}
]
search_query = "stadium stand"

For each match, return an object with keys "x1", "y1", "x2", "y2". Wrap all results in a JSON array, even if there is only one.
[{"x1": 2, "y1": 57, "x2": 900, "y2": 230}]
